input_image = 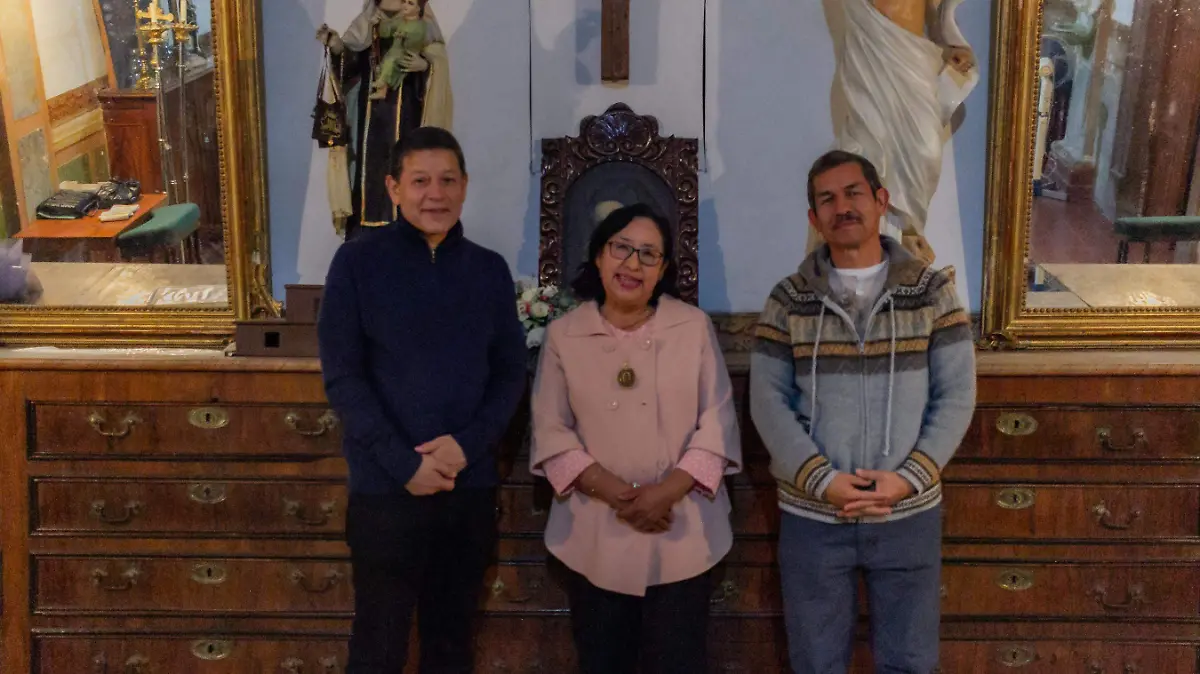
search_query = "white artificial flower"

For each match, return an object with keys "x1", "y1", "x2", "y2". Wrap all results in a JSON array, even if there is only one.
[
  {"x1": 542, "y1": 285, "x2": 559, "y2": 298},
  {"x1": 530, "y1": 301, "x2": 550, "y2": 319},
  {"x1": 521, "y1": 288, "x2": 538, "y2": 303},
  {"x1": 526, "y1": 326, "x2": 546, "y2": 348},
  {"x1": 517, "y1": 302, "x2": 529, "y2": 320}
]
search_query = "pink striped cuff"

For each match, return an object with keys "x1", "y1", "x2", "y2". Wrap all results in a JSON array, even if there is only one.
[
  {"x1": 678, "y1": 449, "x2": 728, "y2": 497},
  {"x1": 541, "y1": 449, "x2": 596, "y2": 495}
]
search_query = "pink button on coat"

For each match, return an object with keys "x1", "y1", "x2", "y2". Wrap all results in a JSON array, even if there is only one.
[{"x1": 529, "y1": 297, "x2": 742, "y2": 596}]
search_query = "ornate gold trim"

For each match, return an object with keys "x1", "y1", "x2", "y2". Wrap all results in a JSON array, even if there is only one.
[
  {"x1": 980, "y1": 0, "x2": 1200, "y2": 349},
  {"x1": 0, "y1": 0, "x2": 278, "y2": 348}
]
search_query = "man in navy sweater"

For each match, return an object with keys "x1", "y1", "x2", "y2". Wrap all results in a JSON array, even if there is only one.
[{"x1": 318, "y1": 126, "x2": 527, "y2": 674}]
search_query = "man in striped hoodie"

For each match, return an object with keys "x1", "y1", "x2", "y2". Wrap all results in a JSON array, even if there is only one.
[{"x1": 750, "y1": 150, "x2": 976, "y2": 673}]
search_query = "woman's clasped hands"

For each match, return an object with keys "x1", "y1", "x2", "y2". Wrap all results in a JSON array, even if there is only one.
[{"x1": 577, "y1": 464, "x2": 694, "y2": 534}]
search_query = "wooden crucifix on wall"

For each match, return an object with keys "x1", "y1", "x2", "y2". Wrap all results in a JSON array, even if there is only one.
[{"x1": 601, "y1": 0, "x2": 630, "y2": 82}]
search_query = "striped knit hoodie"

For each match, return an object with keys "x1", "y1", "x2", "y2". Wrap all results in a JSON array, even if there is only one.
[{"x1": 749, "y1": 236, "x2": 976, "y2": 524}]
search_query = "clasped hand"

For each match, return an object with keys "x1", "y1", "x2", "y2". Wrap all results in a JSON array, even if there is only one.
[
  {"x1": 404, "y1": 435, "x2": 466, "y2": 496},
  {"x1": 399, "y1": 51, "x2": 429, "y2": 72},
  {"x1": 824, "y1": 470, "x2": 915, "y2": 519},
  {"x1": 579, "y1": 465, "x2": 692, "y2": 534}
]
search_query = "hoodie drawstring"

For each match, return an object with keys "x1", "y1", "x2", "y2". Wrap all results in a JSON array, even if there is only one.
[
  {"x1": 809, "y1": 295, "x2": 896, "y2": 458},
  {"x1": 809, "y1": 305, "x2": 826, "y2": 431},
  {"x1": 883, "y1": 295, "x2": 896, "y2": 456}
]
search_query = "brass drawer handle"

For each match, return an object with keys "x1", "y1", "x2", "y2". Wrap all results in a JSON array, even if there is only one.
[
  {"x1": 996, "y1": 569, "x2": 1034, "y2": 592},
  {"x1": 88, "y1": 411, "x2": 141, "y2": 439},
  {"x1": 90, "y1": 500, "x2": 143, "y2": 525},
  {"x1": 1086, "y1": 661, "x2": 1138, "y2": 674},
  {"x1": 188, "y1": 483, "x2": 227, "y2": 504},
  {"x1": 1091, "y1": 583, "x2": 1146, "y2": 612},
  {"x1": 285, "y1": 410, "x2": 339, "y2": 437},
  {"x1": 996, "y1": 412, "x2": 1037, "y2": 436},
  {"x1": 187, "y1": 407, "x2": 229, "y2": 429},
  {"x1": 91, "y1": 565, "x2": 142, "y2": 592},
  {"x1": 283, "y1": 499, "x2": 337, "y2": 526},
  {"x1": 490, "y1": 576, "x2": 533, "y2": 603},
  {"x1": 1096, "y1": 427, "x2": 1148, "y2": 453},
  {"x1": 191, "y1": 562, "x2": 228, "y2": 585},
  {"x1": 191, "y1": 639, "x2": 233, "y2": 661},
  {"x1": 1091, "y1": 501, "x2": 1142, "y2": 530},
  {"x1": 124, "y1": 654, "x2": 150, "y2": 674},
  {"x1": 281, "y1": 656, "x2": 342, "y2": 673},
  {"x1": 289, "y1": 566, "x2": 344, "y2": 593},
  {"x1": 709, "y1": 580, "x2": 740, "y2": 606},
  {"x1": 995, "y1": 644, "x2": 1035, "y2": 667},
  {"x1": 996, "y1": 487, "x2": 1035, "y2": 510}
]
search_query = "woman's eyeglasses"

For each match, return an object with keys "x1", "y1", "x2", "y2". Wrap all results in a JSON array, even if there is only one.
[{"x1": 607, "y1": 241, "x2": 664, "y2": 267}]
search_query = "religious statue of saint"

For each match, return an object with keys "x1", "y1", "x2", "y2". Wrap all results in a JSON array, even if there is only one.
[
  {"x1": 829, "y1": 0, "x2": 978, "y2": 263},
  {"x1": 316, "y1": 0, "x2": 453, "y2": 239}
]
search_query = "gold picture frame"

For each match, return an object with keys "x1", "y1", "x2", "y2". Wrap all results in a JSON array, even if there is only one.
[
  {"x1": 981, "y1": 0, "x2": 1200, "y2": 349},
  {"x1": 0, "y1": 0, "x2": 278, "y2": 348}
]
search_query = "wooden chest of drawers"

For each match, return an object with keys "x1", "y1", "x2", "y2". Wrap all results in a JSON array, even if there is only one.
[{"x1": 1, "y1": 351, "x2": 1197, "y2": 673}]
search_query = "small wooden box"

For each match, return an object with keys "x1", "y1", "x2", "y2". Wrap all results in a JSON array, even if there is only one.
[
  {"x1": 234, "y1": 319, "x2": 318, "y2": 358},
  {"x1": 285, "y1": 284, "x2": 325, "y2": 323}
]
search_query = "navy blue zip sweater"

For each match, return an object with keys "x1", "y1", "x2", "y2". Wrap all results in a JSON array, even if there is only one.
[{"x1": 317, "y1": 218, "x2": 527, "y2": 494}]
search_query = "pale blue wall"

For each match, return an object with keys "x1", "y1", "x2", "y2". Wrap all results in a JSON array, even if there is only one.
[{"x1": 263, "y1": 0, "x2": 994, "y2": 312}]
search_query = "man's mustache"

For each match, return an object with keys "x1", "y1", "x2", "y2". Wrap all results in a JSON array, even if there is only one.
[{"x1": 835, "y1": 212, "x2": 862, "y2": 225}]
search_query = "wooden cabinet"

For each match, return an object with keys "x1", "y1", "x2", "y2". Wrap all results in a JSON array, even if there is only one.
[
  {"x1": 1, "y1": 352, "x2": 1198, "y2": 673},
  {"x1": 97, "y1": 66, "x2": 222, "y2": 260}
]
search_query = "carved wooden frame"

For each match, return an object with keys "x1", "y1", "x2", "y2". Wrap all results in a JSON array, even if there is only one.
[
  {"x1": 0, "y1": 0, "x2": 276, "y2": 348},
  {"x1": 981, "y1": 0, "x2": 1200, "y2": 348},
  {"x1": 539, "y1": 103, "x2": 700, "y2": 305}
]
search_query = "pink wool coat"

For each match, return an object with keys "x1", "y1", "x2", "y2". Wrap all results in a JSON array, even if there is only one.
[{"x1": 529, "y1": 297, "x2": 742, "y2": 596}]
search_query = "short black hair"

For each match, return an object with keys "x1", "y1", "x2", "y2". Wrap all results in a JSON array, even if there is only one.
[
  {"x1": 570, "y1": 203, "x2": 679, "y2": 306},
  {"x1": 389, "y1": 126, "x2": 466, "y2": 179},
  {"x1": 806, "y1": 150, "x2": 884, "y2": 210}
]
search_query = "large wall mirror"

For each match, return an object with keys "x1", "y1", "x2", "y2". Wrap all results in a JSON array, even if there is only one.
[
  {"x1": 983, "y1": 0, "x2": 1200, "y2": 347},
  {"x1": 0, "y1": 0, "x2": 272, "y2": 347}
]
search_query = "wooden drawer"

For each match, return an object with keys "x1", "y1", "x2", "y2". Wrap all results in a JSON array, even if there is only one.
[
  {"x1": 944, "y1": 484, "x2": 1200, "y2": 540},
  {"x1": 34, "y1": 556, "x2": 353, "y2": 616},
  {"x1": 488, "y1": 562, "x2": 783, "y2": 615},
  {"x1": 28, "y1": 402, "x2": 341, "y2": 460},
  {"x1": 498, "y1": 484, "x2": 780, "y2": 536},
  {"x1": 942, "y1": 563, "x2": 1200, "y2": 619},
  {"x1": 34, "y1": 636, "x2": 348, "y2": 674},
  {"x1": 935, "y1": 641, "x2": 1198, "y2": 674},
  {"x1": 33, "y1": 478, "x2": 344, "y2": 537},
  {"x1": 963, "y1": 406, "x2": 1200, "y2": 461}
]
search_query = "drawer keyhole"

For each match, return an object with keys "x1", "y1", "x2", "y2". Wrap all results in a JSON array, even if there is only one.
[{"x1": 996, "y1": 413, "x2": 1038, "y2": 437}]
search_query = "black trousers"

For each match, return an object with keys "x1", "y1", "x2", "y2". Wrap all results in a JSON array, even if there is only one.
[
  {"x1": 345, "y1": 488, "x2": 498, "y2": 674},
  {"x1": 561, "y1": 562, "x2": 714, "y2": 674}
]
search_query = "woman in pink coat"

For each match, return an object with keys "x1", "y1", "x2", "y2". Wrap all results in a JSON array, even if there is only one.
[{"x1": 530, "y1": 203, "x2": 742, "y2": 674}]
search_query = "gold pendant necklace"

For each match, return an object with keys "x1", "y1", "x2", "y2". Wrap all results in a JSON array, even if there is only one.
[
  {"x1": 604, "y1": 306, "x2": 652, "y2": 390},
  {"x1": 617, "y1": 362, "x2": 637, "y2": 388}
]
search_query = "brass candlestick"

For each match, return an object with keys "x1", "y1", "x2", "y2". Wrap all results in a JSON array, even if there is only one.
[
  {"x1": 135, "y1": 1, "x2": 174, "y2": 90},
  {"x1": 171, "y1": 7, "x2": 198, "y2": 206},
  {"x1": 133, "y1": 30, "x2": 153, "y2": 90},
  {"x1": 135, "y1": 1, "x2": 176, "y2": 202}
]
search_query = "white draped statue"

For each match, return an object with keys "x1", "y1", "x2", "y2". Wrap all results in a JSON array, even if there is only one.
[{"x1": 831, "y1": 0, "x2": 979, "y2": 263}]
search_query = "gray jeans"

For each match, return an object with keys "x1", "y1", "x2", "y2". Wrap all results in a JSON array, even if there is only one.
[{"x1": 778, "y1": 505, "x2": 942, "y2": 674}]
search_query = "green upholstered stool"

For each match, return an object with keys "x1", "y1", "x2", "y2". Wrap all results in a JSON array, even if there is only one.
[
  {"x1": 117, "y1": 202, "x2": 201, "y2": 263},
  {"x1": 1113, "y1": 215, "x2": 1200, "y2": 263}
]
